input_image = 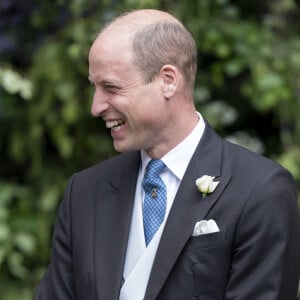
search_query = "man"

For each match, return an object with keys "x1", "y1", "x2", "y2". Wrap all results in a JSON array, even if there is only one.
[{"x1": 35, "y1": 9, "x2": 300, "y2": 300}]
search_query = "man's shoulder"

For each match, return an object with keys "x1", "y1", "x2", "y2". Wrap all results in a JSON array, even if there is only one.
[
  {"x1": 203, "y1": 120, "x2": 284, "y2": 173},
  {"x1": 223, "y1": 138, "x2": 286, "y2": 174}
]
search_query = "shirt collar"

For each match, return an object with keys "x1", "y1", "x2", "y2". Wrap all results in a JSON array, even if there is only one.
[{"x1": 141, "y1": 111, "x2": 205, "y2": 180}]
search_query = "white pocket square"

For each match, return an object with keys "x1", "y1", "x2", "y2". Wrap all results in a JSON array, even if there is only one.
[{"x1": 192, "y1": 219, "x2": 220, "y2": 236}]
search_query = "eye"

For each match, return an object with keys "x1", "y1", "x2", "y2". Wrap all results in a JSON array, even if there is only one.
[{"x1": 104, "y1": 84, "x2": 119, "y2": 94}]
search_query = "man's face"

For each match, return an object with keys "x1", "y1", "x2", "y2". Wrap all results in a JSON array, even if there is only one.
[{"x1": 88, "y1": 32, "x2": 169, "y2": 156}]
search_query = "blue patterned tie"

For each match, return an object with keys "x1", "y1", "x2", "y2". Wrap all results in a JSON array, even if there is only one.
[{"x1": 142, "y1": 159, "x2": 167, "y2": 246}]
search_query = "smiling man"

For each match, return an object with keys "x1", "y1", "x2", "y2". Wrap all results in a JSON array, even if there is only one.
[
  {"x1": 88, "y1": 10, "x2": 198, "y2": 158},
  {"x1": 35, "y1": 9, "x2": 300, "y2": 300}
]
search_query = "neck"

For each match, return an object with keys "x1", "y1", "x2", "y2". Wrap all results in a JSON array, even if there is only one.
[{"x1": 145, "y1": 108, "x2": 199, "y2": 159}]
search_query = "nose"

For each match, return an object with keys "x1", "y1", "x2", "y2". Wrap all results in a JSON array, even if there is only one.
[{"x1": 90, "y1": 88, "x2": 110, "y2": 117}]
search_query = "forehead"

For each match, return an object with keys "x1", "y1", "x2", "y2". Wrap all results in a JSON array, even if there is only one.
[
  {"x1": 90, "y1": 29, "x2": 132, "y2": 62},
  {"x1": 89, "y1": 31, "x2": 139, "y2": 81}
]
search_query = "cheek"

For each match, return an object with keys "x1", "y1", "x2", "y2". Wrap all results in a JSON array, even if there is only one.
[
  {"x1": 125, "y1": 84, "x2": 166, "y2": 127},
  {"x1": 134, "y1": 100, "x2": 161, "y2": 122},
  {"x1": 137, "y1": 88, "x2": 164, "y2": 115},
  {"x1": 134, "y1": 105, "x2": 167, "y2": 135}
]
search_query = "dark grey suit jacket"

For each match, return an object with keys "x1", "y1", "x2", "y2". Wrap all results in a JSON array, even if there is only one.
[{"x1": 35, "y1": 121, "x2": 300, "y2": 300}]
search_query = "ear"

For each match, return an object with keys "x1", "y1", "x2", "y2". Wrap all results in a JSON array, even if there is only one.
[{"x1": 160, "y1": 64, "x2": 179, "y2": 99}]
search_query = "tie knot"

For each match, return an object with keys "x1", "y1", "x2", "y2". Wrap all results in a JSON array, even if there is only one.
[{"x1": 144, "y1": 159, "x2": 165, "y2": 179}]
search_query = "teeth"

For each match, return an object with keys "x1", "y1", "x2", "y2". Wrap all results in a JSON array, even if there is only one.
[
  {"x1": 111, "y1": 125, "x2": 122, "y2": 132},
  {"x1": 106, "y1": 120, "x2": 124, "y2": 129}
]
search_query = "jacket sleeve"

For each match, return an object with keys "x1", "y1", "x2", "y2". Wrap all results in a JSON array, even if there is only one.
[
  {"x1": 224, "y1": 167, "x2": 300, "y2": 299},
  {"x1": 35, "y1": 175, "x2": 76, "y2": 300}
]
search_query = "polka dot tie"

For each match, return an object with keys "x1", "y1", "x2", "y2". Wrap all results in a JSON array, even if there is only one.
[{"x1": 142, "y1": 159, "x2": 167, "y2": 246}]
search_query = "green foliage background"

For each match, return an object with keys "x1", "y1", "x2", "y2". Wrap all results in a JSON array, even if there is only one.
[{"x1": 0, "y1": 0, "x2": 299, "y2": 298}]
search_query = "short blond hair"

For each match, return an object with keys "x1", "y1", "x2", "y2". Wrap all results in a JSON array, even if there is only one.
[
  {"x1": 132, "y1": 21, "x2": 197, "y2": 93},
  {"x1": 100, "y1": 10, "x2": 198, "y2": 96}
]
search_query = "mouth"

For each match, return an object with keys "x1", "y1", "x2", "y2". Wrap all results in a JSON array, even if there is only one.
[{"x1": 106, "y1": 119, "x2": 125, "y2": 131}]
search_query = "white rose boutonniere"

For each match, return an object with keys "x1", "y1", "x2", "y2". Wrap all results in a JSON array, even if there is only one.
[{"x1": 196, "y1": 175, "x2": 219, "y2": 198}]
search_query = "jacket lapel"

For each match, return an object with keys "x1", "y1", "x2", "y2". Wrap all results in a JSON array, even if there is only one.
[
  {"x1": 94, "y1": 152, "x2": 141, "y2": 300},
  {"x1": 144, "y1": 122, "x2": 232, "y2": 300}
]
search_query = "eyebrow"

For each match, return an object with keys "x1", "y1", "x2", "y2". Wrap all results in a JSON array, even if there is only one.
[
  {"x1": 89, "y1": 74, "x2": 115, "y2": 83},
  {"x1": 88, "y1": 76, "x2": 122, "y2": 88}
]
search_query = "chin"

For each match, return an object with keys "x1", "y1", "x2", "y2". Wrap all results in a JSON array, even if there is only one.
[
  {"x1": 113, "y1": 141, "x2": 140, "y2": 154},
  {"x1": 113, "y1": 143, "x2": 132, "y2": 154}
]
